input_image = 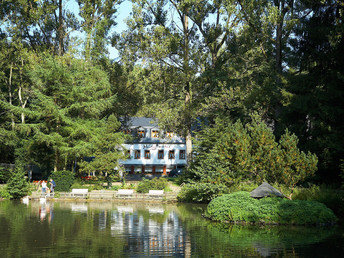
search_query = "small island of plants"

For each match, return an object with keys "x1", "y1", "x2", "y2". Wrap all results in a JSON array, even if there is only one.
[{"x1": 205, "y1": 191, "x2": 338, "y2": 225}]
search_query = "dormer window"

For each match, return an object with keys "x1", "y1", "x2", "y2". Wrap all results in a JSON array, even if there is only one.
[
  {"x1": 166, "y1": 132, "x2": 173, "y2": 138},
  {"x1": 137, "y1": 129, "x2": 145, "y2": 138},
  {"x1": 152, "y1": 130, "x2": 159, "y2": 138}
]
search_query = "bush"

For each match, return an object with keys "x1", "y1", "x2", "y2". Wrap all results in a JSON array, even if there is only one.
[
  {"x1": 6, "y1": 165, "x2": 30, "y2": 199},
  {"x1": 206, "y1": 191, "x2": 338, "y2": 225},
  {"x1": 292, "y1": 185, "x2": 344, "y2": 219},
  {"x1": 50, "y1": 170, "x2": 75, "y2": 192},
  {"x1": 136, "y1": 178, "x2": 168, "y2": 193},
  {"x1": 0, "y1": 187, "x2": 11, "y2": 199},
  {"x1": 0, "y1": 166, "x2": 12, "y2": 183},
  {"x1": 178, "y1": 182, "x2": 229, "y2": 203},
  {"x1": 71, "y1": 179, "x2": 105, "y2": 191}
]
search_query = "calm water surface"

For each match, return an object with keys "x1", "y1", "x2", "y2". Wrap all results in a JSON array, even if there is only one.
[{"x1": 0, "y1": 200, "x2": 343, "y2": 257}]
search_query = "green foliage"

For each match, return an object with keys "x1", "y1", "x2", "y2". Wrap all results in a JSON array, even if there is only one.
[
  {"x1": 50, "y1": 170, "x2": 75, "y2": 192},
  {"x1": 78, "y1": 114, "x2": 126, "y2": 188},
  {"x1": 227, "y1": 182, "x2": 260, "y2": 193},
  {"x1": 206, "y1": 191, "x2": 338, "y2": 225},
  {"x1": 121, "y1": 183, "x2": 136, "y2": 190},
  {"x1": 0, "y1": 187, "x2": 11, "y2": 199},
  {"x1": 70, "y1": 181, "x2": 104, "y2": 192},
  {"x1": 136, "y1": 178, "x2": 168, "y2": 193},
  {"x1": 292, "y1": 185, "x2": 344, "y2": 220},
  {"x1": 177, "y1": 182, "x2": 229, "y2": 203},
  {"x1": 0, "y1": 166, "x2": 12, "y2": 183},
  {"x1": 24, "y1": 53, "x2": 117, "y2": 172},
  {"x1": 189, "y1": 114, "x2": 318, "y2": 190},
  {"x1": 6, "y1": 165, "x2": 30, "y2": 199}
]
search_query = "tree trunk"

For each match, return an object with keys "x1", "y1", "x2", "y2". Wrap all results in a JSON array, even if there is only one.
[
  {"x1": 8, "y1": 63, "x2": 15, "y2": 130},
  {"x1": 185, "y1": 127, "x2": 192, "y2": 164},
  {"x1": 18, "y1": 58, "x2": 27, "y2": 124},
  {"x1": 183, "y1": 14, "x2": 193, "y2": 166},
  {"x1": 276, "y1": 22, "x2": 283, "y2": 75},
  {"x1": 54, "y1": 150, "x2": 59, "y2": 172},
  {"x1": 58, "y1": 0, "x2": 64, "y2": 56},
  {"x1": 85, "y1": 31, "x2": 92, "y2": 61}
]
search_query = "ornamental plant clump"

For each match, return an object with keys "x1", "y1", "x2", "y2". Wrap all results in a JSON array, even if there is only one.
[{"x1": 206, "y1": 191, "x2": 338, "y2": 225}]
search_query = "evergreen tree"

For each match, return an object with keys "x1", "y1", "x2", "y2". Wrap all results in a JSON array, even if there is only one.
[
  {"x1": 23, "y1": 53, "x2": 119, "y2": 172},
  {"x1": 280, "y1": 0, "x2": 344, "y2": 183},
  {"x1": 6, "y1": 163, "x2": 30, "y2": 199},
  {"x1": 189, "y1": 114, "x2": 318, "y2": 191},
  {"x1": 78, "y1": 115, "x2": 127, "y2": 187}
]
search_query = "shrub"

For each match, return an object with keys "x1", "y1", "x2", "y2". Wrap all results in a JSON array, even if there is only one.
[
  {"x1": 0, "y1": 166, "x2": 12, "y2": 183},
  {"x1": 177, "y1": 182, "x2": 229, "y2": 203},
  {"x1": 206, "y1": 191, "x2": 338, "y2": 225},
  {"x1": 228, "y1": 182, "x2": 260, "y2": 193},
  {"x1": 292, "y1": 185, "x2": 344, "y2": 219},
  {"x1": 0, "y1": 187, "x2": 11, "y2": 199},
  {"x1": 6, "y1": 165, "x2": 30, "y2": 199},
  {"x1": 71, "y1": 179, "x2": 105, "y2": 191},
  {"x1": 136, "y1": 178, "x2": 168, "y2": 193},
  {"x1": 50, "y1": 170, "x2": 75, "y2": 192}
]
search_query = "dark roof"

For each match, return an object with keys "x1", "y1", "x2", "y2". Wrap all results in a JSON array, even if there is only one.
[
  {"x1": 120, "y1": 117, "x2": 158, "y2": 128},
  {"x1": 250, "y1": 182, "x2": 285, "y2": 198}
]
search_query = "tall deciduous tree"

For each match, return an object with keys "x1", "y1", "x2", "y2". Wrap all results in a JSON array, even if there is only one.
[
  {"x1": 116, "y1": 0, "x2": 240, "y2": 162},
  {"x1": 78, "y1": 0, "x2": 122, "y2": 61}
]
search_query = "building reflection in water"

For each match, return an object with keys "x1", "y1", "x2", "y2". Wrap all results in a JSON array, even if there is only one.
[
  {"x1": 71, "y1": 203, "x2": 88, "y2": 213},
  {"x1": 92, "y1": 205, "x2": 190, "y2": 256}
]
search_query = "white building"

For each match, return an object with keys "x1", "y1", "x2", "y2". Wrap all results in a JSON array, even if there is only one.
[{"x1": 120, "y1": 117, "x2": 187, "y2": 175}]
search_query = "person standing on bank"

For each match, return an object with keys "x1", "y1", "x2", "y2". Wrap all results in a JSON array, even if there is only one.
[
  {"x1": 49, "y1": 179, "x2": 56, "y2": 193},
  {"x1": 41, "y1": 181, "x2": 47, "y2": 195}
]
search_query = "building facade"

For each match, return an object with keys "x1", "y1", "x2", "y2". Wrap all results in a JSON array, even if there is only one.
[{"x1": 120, "y1": 117, "x2": 187, "y2": 175}]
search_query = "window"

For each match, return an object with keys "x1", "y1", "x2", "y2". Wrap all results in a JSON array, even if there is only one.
[
  {"x1": 134, "y1": 150, "x2": 141, "y2": 159},
  {"x1": 168, "y1": 150, "x2": 175, "y2": 159},
  {"x1": 179, "y1": 150, "x2": 186, "y2": 159},
  {"x1": 127, "y1": 150, "x2": 131, "y2": 159},
  {"x1": 144, "y1": 150, "x2": 150, "y2": 159},
  {"x1": 152, "y1": 130, "x2": 159, "y2": 138},
  {"x1": 138, "y1": 129, "x2": 145, "y2": 138},
  {"x1": 166, "y1": 132, "x2": 173, "y2": 138},
  {"x1": 158, "y1": 150, "x2": 164, "y2": 159}
]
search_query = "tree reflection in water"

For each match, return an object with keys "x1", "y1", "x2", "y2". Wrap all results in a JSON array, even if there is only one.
[{"x1": 0, "y1": 201, "x2": 341, "y2": 257}]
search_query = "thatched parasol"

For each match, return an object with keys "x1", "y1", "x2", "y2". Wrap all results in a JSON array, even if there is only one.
[{"x1": 250, "y1": 182, "x2": 285, "y2": 199}]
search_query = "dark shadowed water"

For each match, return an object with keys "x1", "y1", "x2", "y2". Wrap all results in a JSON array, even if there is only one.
[{"x1": 0, "y1": 200, "x2": 343, "y2": 257}]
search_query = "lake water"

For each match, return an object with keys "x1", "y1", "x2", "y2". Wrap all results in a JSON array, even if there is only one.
[{"x1": 0, "y1": 200, "x2": 343, "y2": 257}]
